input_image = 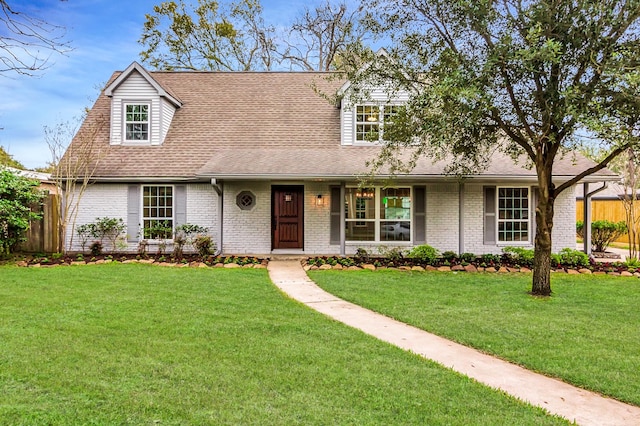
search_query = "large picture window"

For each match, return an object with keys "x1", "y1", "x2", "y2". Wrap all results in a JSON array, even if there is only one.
[
  {"x1": 125, "y1": 103, "x2": 149, "y2": 141},
  {"x1": 355, "y1": 104, "x2": 400, "y2": 143},
  {"x1": 142, "y1": 185, "x2": 173, "y2": 239},
  {"x1": 497, "y1": 187, "x2": 529, "y2": 242},
  {"x1": 345, "y1": 187, "x2": 411, "y2": 242}
]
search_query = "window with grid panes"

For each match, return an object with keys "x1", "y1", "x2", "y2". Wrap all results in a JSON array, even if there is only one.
[
  {"x1": 142, "y1": 185, "x2": 173, "y2": 239},
  {"x1": 497, "y1": 187, "x2": 529, "y2": 242},
  {"x1": 345, "y1": 187, "x2": 411, "y2": 242},
  {"x1": 355, "y1": 105, "x2": 400, "y2": 142},
  {"x1": 125, "y1": 103, "x2": 149, "y2": 141}
]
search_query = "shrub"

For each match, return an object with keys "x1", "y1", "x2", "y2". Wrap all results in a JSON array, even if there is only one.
[
  {"x1": 480, "y1": 253, "x2": 501, "y2": 266},
  {"x1": 89, "y1": 241, "x2": 103, "y2": 256},
  {"x1": 175, "y1": 223, "x2": 209, "y2": 252},
  {"x1": 577, "y1": 219, "x2": 627, "y2": 253},
  {"x1": 557, "y1": 248, "x2": 590, "y2": 268},
  {"x1": 502, "y1": 246, "x2": 535, "y2": 268},
  {"x1": 624, "y1": 257, "x2": 640, "y2": 272},
  {"x1": 460, "y1": 252, "x2": 476, "y2": 263},
  {"x1": 441, "y1": 251, "x2": 458, "y2": 263},
  {"x1": 194, "y1": 235, "x2": 215, "y2": 257},
  {"x1": 407, "y1": 244, "x2": 439, "y2": 264},
  {"x1": 354, "y1": 248, "x2": 371, "y2": 264},
  {"x1": 377, "y1": 245, "x2": 405, "y2": 263}
]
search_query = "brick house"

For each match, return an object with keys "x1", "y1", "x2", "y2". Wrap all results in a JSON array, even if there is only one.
[{"x1": 62, "y1": 61, "x2": 618, "y2": 255}]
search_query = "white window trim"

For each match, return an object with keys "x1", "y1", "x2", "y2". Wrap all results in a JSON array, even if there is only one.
[
  {"x1": 141, "y1": 184, "x2": 174, "y2": 242},
  {"x1": 496, "y1": 186, "x2": 531, "y2": 245},
  {"x1": 123, "y1": 101, "x2": 151, "y2": 144},
  {"x1": 345, "y1": 186, "x2": 413, "y2": 243},
  {"x1": 353, "y1": 103, "x2": 401, "y2": 145}
]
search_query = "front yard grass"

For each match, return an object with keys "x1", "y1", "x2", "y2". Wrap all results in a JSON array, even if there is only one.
[
  {"x1": 309, "y1": 270, "x2": 640, "y2": 407},
  {"x1": 0, "y1": 264, "x2": 567, "y2": 425}
]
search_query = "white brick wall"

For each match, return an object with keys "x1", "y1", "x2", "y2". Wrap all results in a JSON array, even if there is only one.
[
  {"x1": 66, "y1": 183, "x2": 220, "y2": 254},
  {"x1": 304, "y1": 182, "x2": 334, "y2": 254},
  {"x1": 426, "y1": 183, "x2": 460, "y2": 252},
  {"x1": 66, "y1": 181, "x2": 578, "y2": 257},
  {"x1": 551, "y1": 185, "x2": 577, "y2": 252},
  {"x1": 64, "y1": 184, "x2": 129, "y2": 252},
  {"x1": 223, "y1": 182, "x2": 272, "y2": 254}
]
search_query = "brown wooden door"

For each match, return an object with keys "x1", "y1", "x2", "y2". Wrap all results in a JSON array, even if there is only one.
[{"x1": 272, "y1": 186, "x2": 304, "y2": 249}]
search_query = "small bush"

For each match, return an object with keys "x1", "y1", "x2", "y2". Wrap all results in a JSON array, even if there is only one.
[
  {"x1": 460, "y1": 252, "x2": 476, "y2": 263},
  {"x1": 354, "y1": 248, "x2": 371, "y2": 264},
  {"x1": 577, "y1": 219, "x2": 628, "y2": 253},
  {"x1": 89, "y1": 241, "x2": 103, "y2": 256},
  {"x1": 557, "y1": 248, "x2": 590, "y2": 268},
  {"x1": 194, "y1": 235, "x2": 214, "y2": 257},
  {"x1": 480, "y1": 253, "x2": 501, "y2": 266},
  {"x1": 377, "y1": 246, "x2": 405, "y2": 263},
  {"x1": 441, "y1": 251, "x2": 458, "y2": 263},
  {"x1": 408, "y1": 244, "x2": 439, "y2": 264},
  {"x1": 502, "y1": 246, "x2": 535, "y2": 268}
]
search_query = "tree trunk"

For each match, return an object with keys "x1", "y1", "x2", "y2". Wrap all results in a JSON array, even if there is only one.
[{"x1": 532, "y1": 178, "x2": 554, "y2": 296}]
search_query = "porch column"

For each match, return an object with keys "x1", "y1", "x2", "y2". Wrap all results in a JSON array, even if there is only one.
[
  {"x1": 583, "y1": 183, "x2": 590, "y2": 255},
  {"x1": 583, "y1": 182, "x2": 608, "y2": 256},
  {"x1": 458, "y1": 182, "x2": 465, "y2": 255},
  {"x1": 340, "y1": 182, "x2": 346, "y2": 256}
]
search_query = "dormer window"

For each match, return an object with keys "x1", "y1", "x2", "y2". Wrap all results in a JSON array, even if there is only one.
[
  {"x1": 125, "y1": 103, "x2": 150, "y2": 142},
  {"x1": 355, "y1": 104, "x2": 400, "y2": 143}
]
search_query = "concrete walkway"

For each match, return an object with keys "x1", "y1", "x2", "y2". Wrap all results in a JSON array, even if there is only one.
[{"x1": 268, "y1": 259, "x2": 640, "y2": 426}]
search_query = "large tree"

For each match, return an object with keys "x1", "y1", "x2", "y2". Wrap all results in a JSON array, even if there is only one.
[
  {"x1": 139, "y1": 0, "x2": 366, "y2": 71},
  {"x1": 0, "y1": 0, "x2": 69, "y2": 76},
  {"x1": 140, "y1": 0, "x2": 277, "y2": 71},
  {"x1": 351, "y1": 0, "x2": 640, "y2": 295},
  {"x1": 283, "y1": 1, "x2": 368, "y2": 71}
]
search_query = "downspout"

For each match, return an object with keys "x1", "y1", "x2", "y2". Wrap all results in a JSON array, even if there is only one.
[
  {"x1": 583, "y1": 182, "x2": 608, "y2": 256},
  {"x1": 211, "y1": 179, "x2": 223, "y2": 256},
  {"x1": 458, "y1": 182, "x2": 465, "y2": 255}
]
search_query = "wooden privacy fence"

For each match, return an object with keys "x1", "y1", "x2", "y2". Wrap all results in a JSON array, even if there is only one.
[
  {"x1": 576, "y1": 199, "x2": 637, "y2": 244},
  {"x1": 20, "y1": 194, "x2": 62, "y2": 253}
]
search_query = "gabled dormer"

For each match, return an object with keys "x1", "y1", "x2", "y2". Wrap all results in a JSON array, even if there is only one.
[
  {"x1": 105, "y1": 62, "x2": 182, "y2": 146},
  {"x1": 338, "y1": 49, "x2": 411, "y2": 146}
]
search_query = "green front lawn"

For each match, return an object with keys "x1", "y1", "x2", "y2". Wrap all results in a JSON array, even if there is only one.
[
  {"x1": 0, "y1": 264, "x2": 566, "y2": 425},
  {"x1": 309, "y1": 270, "x2": 640, "y2": 406}
]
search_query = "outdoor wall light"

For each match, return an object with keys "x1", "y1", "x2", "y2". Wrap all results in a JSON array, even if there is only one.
[{"x1": 316, "y1": 194, "x2": 324, "y2": 206}]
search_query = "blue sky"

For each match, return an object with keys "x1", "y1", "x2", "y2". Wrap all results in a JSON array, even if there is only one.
[{"x1": 0, "y1": 0, "x2": 338, "y2": 169}]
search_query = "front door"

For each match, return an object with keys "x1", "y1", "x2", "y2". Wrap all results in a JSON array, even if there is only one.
[{"x1": 272, "y1": 186, "x2": 304, "y2": 249}]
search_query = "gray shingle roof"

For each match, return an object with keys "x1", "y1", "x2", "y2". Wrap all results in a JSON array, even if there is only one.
[{"x1": 73, "y1": 69, "x2": 619, "y2": 183}]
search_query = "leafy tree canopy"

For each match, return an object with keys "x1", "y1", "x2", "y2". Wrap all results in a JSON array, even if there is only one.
[
  {"x1": 347, "y1": 0, "x2": 640, "y2": 295},
  {"x1": 139, "y1": 0, "x2": 367, "y2": 71},
  {"x1": 0, "y1": 146, "x2": 24, "y2": 169},
  {"x1": 0, "y1": 168, "x2": 44, "y2": 255}
]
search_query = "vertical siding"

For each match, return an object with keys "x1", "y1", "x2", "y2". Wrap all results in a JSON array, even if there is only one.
[
  {"x1": 340, "y1": 86, "x2": 410, "y2": 146},
  {"x1": 110, "y1": 71, "x2": 175, "y2": 146},
  {"x1": 160, "y1": 98, "x2": 176, "y2": 144},
  {"x1": 576, "y1": 198, "x2": 633, "y2": 243}
]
